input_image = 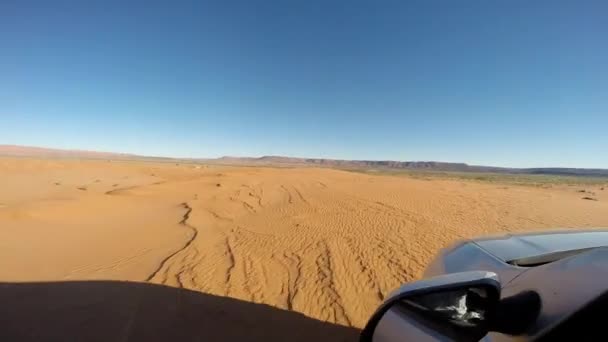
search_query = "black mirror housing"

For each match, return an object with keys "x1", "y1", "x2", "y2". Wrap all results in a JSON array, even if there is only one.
[{"x1": 361, "y1": 271, "x2": 501, "y2": 342}]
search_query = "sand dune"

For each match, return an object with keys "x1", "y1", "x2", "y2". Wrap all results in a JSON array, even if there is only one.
[{"x1": 1, "y1": 157, "x2": 608, "y2": 341}]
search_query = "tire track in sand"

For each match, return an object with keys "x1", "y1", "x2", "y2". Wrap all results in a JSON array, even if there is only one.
[
  {"x1": 145, "y1": 202, "x2": 198, "y2": 282},
  {"x1": 272, "y1": 251, "x2": 302, "y2": 310},
  {"x1": 293, "y1": 186, "x2": 309, "y2": 205},
  {"x1": 280, "y1": 185, "x2": 293, "y2": 204},
  {"x1": 223, "y1": 236, "x2": 236, "y2": 295},
  {"x1": 105, "y1": 181, "x2": 166, "y2": 195},
  {"x1": 314, "y1": 240, "x2": 352, "y2": 326}
]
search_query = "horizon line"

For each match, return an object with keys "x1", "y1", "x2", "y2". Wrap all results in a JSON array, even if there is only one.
[{"x1": 1, "y1": 144, "x2": 607, "y2": 171}]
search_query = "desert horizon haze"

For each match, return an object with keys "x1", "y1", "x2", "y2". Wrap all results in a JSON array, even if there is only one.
[{"x1": 2, "y1": 144, "x2": 608, "y2": 178}]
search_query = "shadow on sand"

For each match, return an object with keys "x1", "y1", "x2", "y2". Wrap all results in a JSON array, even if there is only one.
[{"x1": 0, "y1": 280, "x2": 359, "y2": 341}]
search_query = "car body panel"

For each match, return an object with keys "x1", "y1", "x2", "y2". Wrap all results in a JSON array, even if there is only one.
[
  {"x1": 424, "y1": 242, "x2": 527, "y2": 285},
  {"x1": 488, "y1": 247, "x2": 608, "y2": 341},
  {"x1": 425, "y1": 229, "x2": 608, "y2": 285},
  {"x1": 473, "y1": 229, "x2": 608, "y2": 262},
  {"x1": 368, "y1": 229, "x2": 608, "y2": 341}
]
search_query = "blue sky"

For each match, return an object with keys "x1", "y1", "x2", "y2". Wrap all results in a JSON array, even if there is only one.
[{"x1": 1, "y1": 1, "x2": 607, "y2": 167}]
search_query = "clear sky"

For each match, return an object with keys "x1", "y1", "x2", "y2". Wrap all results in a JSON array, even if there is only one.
[{"x1": 1, "y1": 1, "x2": 607, "y2": 168}]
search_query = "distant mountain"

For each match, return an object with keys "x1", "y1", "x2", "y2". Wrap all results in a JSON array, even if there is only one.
[
  {"x1": 2, "y1": 144, "x2": 607, "y2": 177},
  {"x1": 208, "y1": 156, "x2": 608, "y2": 177},
  {"x1": 214, "y1": 155, "x2": 472, "y2": 170}
]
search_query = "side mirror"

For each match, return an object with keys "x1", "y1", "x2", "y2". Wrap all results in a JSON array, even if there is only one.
[{"x1": 361, "y1": 271, "x2": 501, "y2": 342}]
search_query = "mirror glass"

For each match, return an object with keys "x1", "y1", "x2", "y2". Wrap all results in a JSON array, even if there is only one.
[{"x1": 400, "y1": 286, "x2": 492, "y2": 328}]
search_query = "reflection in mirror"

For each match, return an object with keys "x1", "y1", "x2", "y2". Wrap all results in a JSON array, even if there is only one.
[{"x1": 400, "y1": 286, "x2": 491, "y2": 328}]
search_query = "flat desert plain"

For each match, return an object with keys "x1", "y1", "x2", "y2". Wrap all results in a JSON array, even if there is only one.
[{"x1": 1, "y1": 157, "x2": 608, "y2": 341}]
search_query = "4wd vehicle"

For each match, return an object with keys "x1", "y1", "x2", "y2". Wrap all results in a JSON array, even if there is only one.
[{"x1": 362, "y1": 229, "x2": 608, "y2": 341}]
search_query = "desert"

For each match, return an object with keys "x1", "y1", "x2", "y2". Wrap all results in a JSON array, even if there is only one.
[{"x1": 1, "y1": 155, "x2": 607, "y2": 341}]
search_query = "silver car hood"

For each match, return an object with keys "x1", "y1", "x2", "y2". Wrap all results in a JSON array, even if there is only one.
[{"x1": 472, "y1": 229, "x2": 608, "y2": 262}]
